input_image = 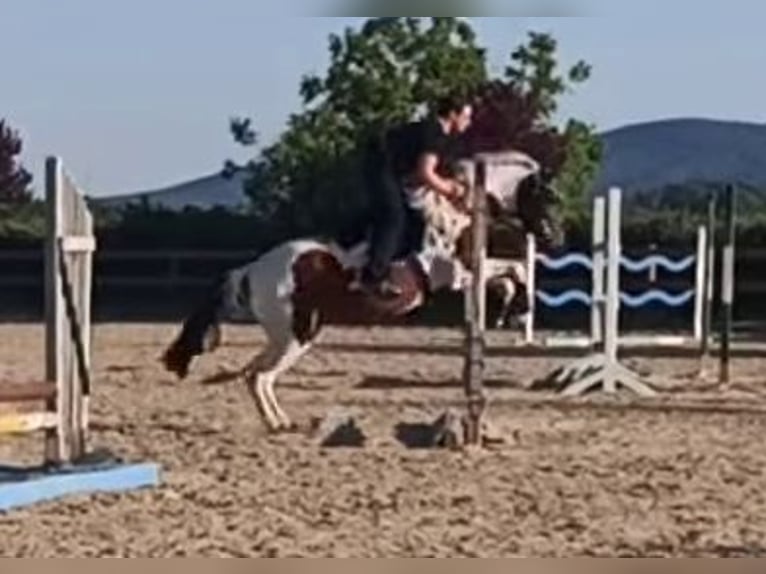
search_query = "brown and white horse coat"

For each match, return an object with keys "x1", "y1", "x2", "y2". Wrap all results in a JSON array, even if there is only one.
[{"x1": 162, "y1": 151, "x2": 561, "y2": 432}]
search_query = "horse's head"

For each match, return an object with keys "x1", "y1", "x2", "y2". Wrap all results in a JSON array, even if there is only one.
[
  {"x1": 460, "y1": 151, "x2": 564, "y2": 250},
  {"x1": 514, "y1": 170, "x2": 564, "y2": 250}
]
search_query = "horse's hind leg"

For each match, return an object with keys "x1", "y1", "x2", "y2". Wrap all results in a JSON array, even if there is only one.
[
  {"x1": 245, "y1": 332, "x2": 314, "y2": 432},
  {"x1": 257, "y1": 337, "x2": 313, "y2": 431},
  {"x1": 244, "y1": 344, "x2": 282, "y2": 430}
]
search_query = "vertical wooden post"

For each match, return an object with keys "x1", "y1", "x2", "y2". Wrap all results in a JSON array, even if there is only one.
[
  {"x1": 603, "y1": 187, "x2": 622, "y2": 394},
  {"x1": 463, "y1": 159, "x2": 487, "y2": 446},
  {"x1": 43, "y1": 156, "x2": 95, "y2": 465},
  {"x1": 719, "y1": 184, "x2": 736, "y2": 384},
  {"x1": 45, "y1": 157, "x2": 71, "y2": 464},
  {"x1": 590, "y1": 195, "x2": 607, "y2": 348},
  {"x1": 701, "y1": 192, "x2": 717, "y2": 360},
  {"x1": 65, "y1": 169, "x2": 94, "y2": 460}
]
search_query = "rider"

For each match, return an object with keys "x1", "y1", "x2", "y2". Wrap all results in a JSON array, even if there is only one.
[{"x1": 357, "y1": 92, "x2": 474, "y2": 298}]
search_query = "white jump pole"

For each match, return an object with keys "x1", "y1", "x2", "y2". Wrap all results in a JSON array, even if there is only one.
[
  {"x1": 524, "y1": 232, "x2": 537, "y2": 345},
  {"x1": 693, "y1": 225, "x2": 707, "y2": 343},
  {"x1": 590, "y1": 195, "x2": 606, "y2": 348},
  {"x1": 553, "y1": 187, "x2": 657, "y2": 397}
]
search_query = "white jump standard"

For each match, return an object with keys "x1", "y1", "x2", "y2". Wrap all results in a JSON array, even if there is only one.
[
  {"x1": 0, "y1": 156, "x2": 160, "y2": 513},
  {"x1": 548, "y1": 188, "x2": 657, "y2": 397}
]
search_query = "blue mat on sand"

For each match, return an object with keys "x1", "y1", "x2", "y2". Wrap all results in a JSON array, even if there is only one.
[{"x1": 0, "y1": 450, "x2": 160, "y2": 512}]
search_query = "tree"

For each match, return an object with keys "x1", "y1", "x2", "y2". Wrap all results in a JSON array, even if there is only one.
[
  {"x1": 505, "y1": 31, "x2": 591, "y2": 120},
  {"x1": 555, "y1": 119, "x2": 603, "y2": 225},
  {"x1": 505, "y1": 31, "x2": 602, "y2": 224},
  {"x1": 230, "y1": 18, "x2": 486, "y2": 241},
  {"x1": 0, "y1": 119, "x2": 33, "y2": 205},
  {"x1": 464, "y1": 80, "x2": 568, "y2": 172},
  {"x1": 228, "y1": 18, "x2": 599, "y2": 243}
]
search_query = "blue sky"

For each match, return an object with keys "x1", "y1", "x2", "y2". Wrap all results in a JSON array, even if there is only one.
[{"x1": 2, "y1": 3, "x2": 765, "y2": 197}]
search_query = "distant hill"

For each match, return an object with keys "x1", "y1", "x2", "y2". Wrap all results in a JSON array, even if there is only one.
[
  {"x1": 595, "y1": 118, "x2": 766, "y2": 194},
  {"x1": 93, "y1": 169, "x2": 249, "y2": 212},
  {"x1": 92, "y1": 118, "x2": 766, "y2": 213}
]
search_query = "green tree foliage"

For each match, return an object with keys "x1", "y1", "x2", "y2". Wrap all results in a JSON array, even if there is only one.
[
  {"x1": 230, "y1": 18, "x2": 486, "y2": 242},
  {"x1": 0, "y1": 201, "x2": 45, "y2": 246},
  {"x1": 505, "y1": 31, "x2": 591, "y2": 119},
  {"x1": 0, "y1": 119, "x2": 33, "y2": 205},
  {"x1": 229, "y1": 18, "x2": 598, "y2": 245},
  {"x1": 623, "y1": 182, "x2": 766, "y2": 248},
  {"x1": 464, "y1": 80, "x2": 568, "y2": 168},
  {"x1": 505, "y1": 31, "x2": 602, "y2": 226},
  {"x1": 555, "y1": 119, "x2": 604, "y2": 227},
  {"x1": 0, "y1": 119, "x2": 42, "y2": 244}
]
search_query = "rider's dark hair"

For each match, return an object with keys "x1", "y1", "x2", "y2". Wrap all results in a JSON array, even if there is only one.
[{"x1": 433, "y1": 90, "x2": 472, "y2": 118}]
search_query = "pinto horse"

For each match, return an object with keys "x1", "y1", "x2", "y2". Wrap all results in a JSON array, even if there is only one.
[{"x1": 161, "y1": 151, "x2": 563, "y2": 432}]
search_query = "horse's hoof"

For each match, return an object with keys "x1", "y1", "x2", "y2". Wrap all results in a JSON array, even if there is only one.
[
  {"x1": 266, "y1": 421, "x2": 300, "y2": 435},
  {"x1": 280, "y1": 422, "x2": 301, "y2": 434}
]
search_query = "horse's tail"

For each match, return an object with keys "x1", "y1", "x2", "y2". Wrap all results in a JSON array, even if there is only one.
[{"x1": 161, "y1": 272, "x2": 234, "y2": 379}]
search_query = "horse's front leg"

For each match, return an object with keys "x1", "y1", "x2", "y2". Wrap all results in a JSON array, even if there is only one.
[
  {"x1": 487, "y1": 275, "x2": 517, "y2": 329},
  {"x1": 489, "y1": 257, "x2": 533, "y2": 327}
]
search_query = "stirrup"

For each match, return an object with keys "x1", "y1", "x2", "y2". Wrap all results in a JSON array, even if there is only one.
[
  {"x1": 350, "y1": 277, "x2": 401, "y2": 298},
  {"x1": 375, "y1": 279, "x2": 403, "y2": 298}
]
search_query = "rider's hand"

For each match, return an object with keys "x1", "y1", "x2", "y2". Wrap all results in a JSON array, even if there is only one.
[
  {"x1": 449, "y1": 180, "x2": 466, "y2": 199},
  {"x1": 445, "y1": 180, "x2": 468, "y2": 211}
]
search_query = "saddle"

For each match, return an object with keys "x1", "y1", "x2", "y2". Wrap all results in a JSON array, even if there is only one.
[
  {"x1": 344, "y1": 256, "x2": 430, "y2": 319},
  {"x1": 346, "y1": 185, "x2": 471, "y2": 308}
]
